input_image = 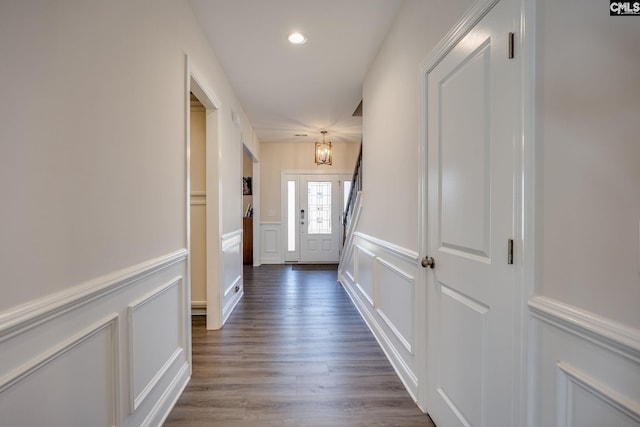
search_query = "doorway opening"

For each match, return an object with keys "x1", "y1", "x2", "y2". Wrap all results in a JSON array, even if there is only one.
[{"x1": 186, "y1": 63, "x2": 223, "y2": 334}]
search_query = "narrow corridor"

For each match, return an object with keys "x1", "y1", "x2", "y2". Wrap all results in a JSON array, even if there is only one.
[{"x1": 164, "y1": 265, "x2": 434, "y2": 426}]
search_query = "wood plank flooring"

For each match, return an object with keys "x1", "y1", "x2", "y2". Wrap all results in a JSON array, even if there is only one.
[{"x1": 164, "y1": 265, "x2": 435, "y2": 427}]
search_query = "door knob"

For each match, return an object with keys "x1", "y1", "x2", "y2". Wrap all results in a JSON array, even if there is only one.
[{"x1": 421, "y1": 256, "x2": 435, "y2": 269}]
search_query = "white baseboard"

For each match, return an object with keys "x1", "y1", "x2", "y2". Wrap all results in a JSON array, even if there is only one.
[{"x1": 191, "y1": 301, "x2": 206, "y2": 316}]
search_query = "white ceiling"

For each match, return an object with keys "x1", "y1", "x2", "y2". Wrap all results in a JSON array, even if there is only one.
[{"x1": 188, "y1": 0, "x2": 403, "y2": 145}]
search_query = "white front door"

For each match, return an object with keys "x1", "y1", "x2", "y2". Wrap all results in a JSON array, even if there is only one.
[
  {"x1": 426, "y1": 0, "x2": 518, "y2": 425},
  {"x1": 300, "y1": 174, "x2": 340, "y2": 263}
]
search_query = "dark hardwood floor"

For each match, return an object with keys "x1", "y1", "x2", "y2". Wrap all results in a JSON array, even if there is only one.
[{"x1": 164, "y1": 265, "x2": 435, "y2": 427}]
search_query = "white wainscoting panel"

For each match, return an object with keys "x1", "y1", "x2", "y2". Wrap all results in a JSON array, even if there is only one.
[
  {"x1": 355, "y1": 245, "x2": 375, "y2": 306},
  {"x1": 377, "y1": 258, "x2": 415, "y2": 354},
  {"x1": 0, "y1": 250, "x2": 190, "y2": 427},
  {"x1": 557, "y1": 363, "x2": 640, "y2": 427},
  {"x1": 221, "y1": 230, "x2": 243, "y2": 324},
  {"x1": 340, "y1": 232, "x2": 421, "y2": 400},
  {"x1": 530, "y1": 296, "x2": 640, "y2": 427},
  {"x1": 0, "y1": 315, "x2": 119, "y2": 427},
  {"x1": 260, "y1": 222, "x2": 283, "y2": 264},
  {"x1": 128, "y1": 277, "x2": 184, "y2": 411}
]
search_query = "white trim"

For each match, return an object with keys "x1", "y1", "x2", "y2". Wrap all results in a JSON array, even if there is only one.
[
  {"x1": 184, "y1": 53, "x2": 193, "y2": 373},
  {"x1": 128, "y1": 277, "x2": 184, "y2": 411},
  {"x1": 222, "y1": 289, "x2": 243, "y2": 325},
  {"x1": 557, "y1": 362, "x2": 640, "y2": 426},
  {"x1": 260, "y1": 222, "x2": 283, "y2": 264},
  {"x1": 141, "y1": 361, "x2": 190, "y2": 427},
  {"x1": 354, "y1": 231, "x2": 420, "y2": 262},
  {"x1": 191, "y1": 301, "x2": 206, "y2": 315},
  {"x1": 0, "y1": 314, "x2": 120, "y2": 424},
  {"x1": 376, "y1": 257, "x2": 415, "y2": 354},
  {"x1": 354, "y1": 243, "x2": 375, "y2": 307},
  {"x1": 377, "y1": 308, "x2": 413, "y2": 354},
  {"x1": 0, "y1": 249, "x2": 187, "y2": 343},
  {"x1": 419, "y1": 0, "x2": 501, "y2": 74},
  {"x1": 355, "y1": 243, "x2": 376, "y2": 260},
  {"x1": 341, "y1": 272, "x2": 419, "y2": 398},
  {"x1": 529, "y1": 296, "x2": 640, "y2": 363},
  {"x1": 189, "y1": 66, "x2": 221, "y2": 110},
  {"x1": 221, "y1": 228, "x2": 243, "y2": 244},
  {"x1": 133, "y1": 347, "x2": 184, "y2": 412}
]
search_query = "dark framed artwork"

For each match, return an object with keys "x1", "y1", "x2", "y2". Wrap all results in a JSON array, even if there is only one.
[{"x1": 242, "y1": 177, "x2": 252, "y2": 195}]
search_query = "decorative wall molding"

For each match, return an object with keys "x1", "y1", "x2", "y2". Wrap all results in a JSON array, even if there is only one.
[
  {"x1": 0, "y1": 249, "x2": 188, "y2": 343},
  {"x1": 0, "y1": 313, "x2": 119, "y2": 394},
  {"x1": 143, "y1": 360, "x2": 190, "y2": 427},
  {"x1": 354, "y1": 231, "x2": 420, "y2": 262},
  {"x1": 342, "y1": 269, "x2": 419, "y2": 396},
  {"x1": 128, "y1": 277, "x2": 184, "y2": 412},
  {"x1": 0, "y1": 314, "x2": 120, "y2": 424},
  {"x1": 354, "y1": 244, "x2": 375, "y2": 306},
  {"x1": 260, "y1": 222, "x2": 283, "y2": 264},
  {"x1": 529, "y1": 296, "x2": 640, "y2": 363},
  {"x1": 556, "y1": 362, "x2": 640, "y2": 426},
  {"x1": 377, "y1": 257, "x2": 415, "y2": 354},
  {"x1": 339, "y1": 232, "x2": 421, "y2": 400},
  {"x1": 419, "y1": 0, "x2": 501, "y2": 74},
  {"x1": 221, "y1": 229, "x2": 243, "y2": 246}
]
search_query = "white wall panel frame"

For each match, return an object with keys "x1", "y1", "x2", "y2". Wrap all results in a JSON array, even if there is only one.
[
  {"x1": 556, "y1": 362, "x2": 640, "y2": 427},
  {"x1": 530, "y1": 296, "x2": 640, "y2": 363},
  {"x1": 355, "y1": 244, "x2": 376, "y2": 307},
  {"x1": 340, "y1": 232, "x2": 421, "y2": 401},
  {"x1": 0, "y1": 314, "x2": 120, "y2": 426},
  {"x1": 128, "y1": 277, "x2": 184, "y2": 412},
  {"x1": 530, "y1": 297, "x2": 640, "y2": 427},
  {"x1": 260, "y1": 222, "x2": 283, "y2": 264},
  {"x1": 0, "y1": 250, "x2": 187, "y2": 344},
  {"x1": 377, "y1": 257, "x2": 415, "y2": 354},
  {"x1": 0, "y1": 251, "x2": 189, "y2": 427}
]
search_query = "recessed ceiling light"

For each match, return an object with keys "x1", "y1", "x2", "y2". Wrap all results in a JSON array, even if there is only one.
[{"x1": 288, "y1": 32, "x2": 307, "y2": 45}]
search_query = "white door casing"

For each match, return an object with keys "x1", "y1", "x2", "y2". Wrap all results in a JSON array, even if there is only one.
[{"x1": 425, "y1": 0, "x2": 519, "y2": 426}]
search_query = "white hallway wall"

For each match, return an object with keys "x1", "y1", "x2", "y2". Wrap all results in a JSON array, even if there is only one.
[
  {"x1": 0, "y1": 0, "x2": 255, "y2": 425},
  {"x1": 342, "y1": 0, "x2": 640, "y2": 424}
]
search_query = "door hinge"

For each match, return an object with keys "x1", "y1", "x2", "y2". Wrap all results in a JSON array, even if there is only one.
[
  {"x1": 508, "y1": 32, "x2": 515, "y2": 59},
  {"x1": 508, "y1": 239, "x2": 514, "y2": 265}
]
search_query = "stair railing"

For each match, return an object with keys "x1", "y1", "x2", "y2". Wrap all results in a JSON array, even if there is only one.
[{"x1": 343, "y1": 143, "x2": 362, "y2": 242}]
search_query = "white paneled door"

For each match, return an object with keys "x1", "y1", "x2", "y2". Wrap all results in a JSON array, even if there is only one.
[
  {"x1": 425, "y1": 0, "x2": 518, "y2": 426},
  {"x1": 300, "y1": 174, "x2": 341, "y2": 263}
]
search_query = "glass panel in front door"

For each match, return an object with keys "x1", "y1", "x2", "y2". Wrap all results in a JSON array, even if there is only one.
[{"x1": 307, "y1": 181, "x2": 332, "y2": 234}]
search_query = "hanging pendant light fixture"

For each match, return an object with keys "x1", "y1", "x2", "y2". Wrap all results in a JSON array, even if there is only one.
[{"x1": 315, "y1": 131, "x2": 332, "y2": 165}]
